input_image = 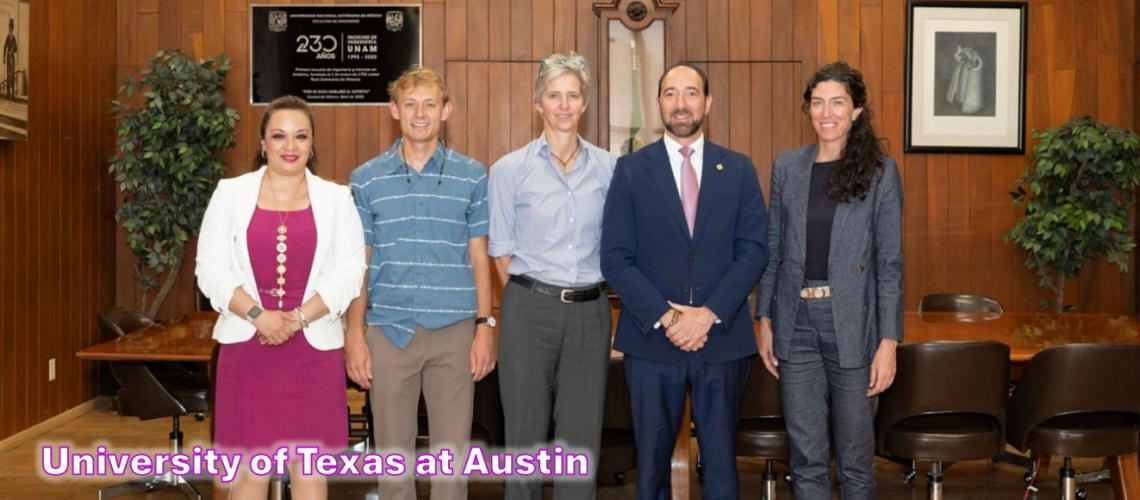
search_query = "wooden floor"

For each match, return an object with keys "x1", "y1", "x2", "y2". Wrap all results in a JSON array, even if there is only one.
[{"x1": 0, "y1": 398, "x2": 1117, "y2": 499}]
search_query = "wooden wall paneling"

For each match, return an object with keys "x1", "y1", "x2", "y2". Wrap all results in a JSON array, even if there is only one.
[
  {"x1": 860, "y1": 4, "x2": 882, "y2": 120},
  {"x1": 924, "y1": 155, "x2": 950, "y2": 294},
  {"x1": 531, "y1": 0, "x2": 553, "y2": 61},
  {"x1": 750, "y1": 63, "x2": 773, "y2": 199},
  {"x1": 445, "y1": 0, "x2": 467, "y2": 61},
  {"x1": 182, "y1": 0, "x2": 205, "y2": 58},
  {"x1": 221, "y1": 8, "x2": 246, "y2": 177},
  {"x1": 594, "y1": 20, "x2": 610, "y2": 151},
  {"x1": 487, "y1": 62, "x2": 512, "y2": 164},
  {"x1": 355, "y1": 107, "x2": 380, "y2": 172},
  {"x1": 158, "y1": 0, "x2": 182, "y2": 50},
  {"x1": 793, "y1": 0, "x2": 817, "y2": 141},
  {"x1": 728, "y1": 64, "x2": 750, "y2": 159},
  {"x1": 446, "y1": 62, "x2": 469, "y2": 155},
  {"x1": 0, "y1": 0, "x2": 117, "y2": 441},
  {"x1": 489, "y1": 0, "x2": 511, "y2": 60},
  {"x1": 707, "y1": 63, "x2": 729, "y2": 145},
  {"x1": 553, "y1": 0, "x2": 575, "y2": 54},
  {"x1": 771, "y1": 0, "x2": 794, "y2": 61},
  {"x1": 203, "y1": 0, "x2": 224, "y2": 57},
  {"x1": 510, "y1": 0, "x2": 532, "y2": 61},
  {"x1": 881, "y1": 0, "x2": 903, "y2": 94},
  {"x1": 750, "y1": 0, "x2": 771, "y2": 61},
  {"x1": 424, "y1": 2, "x2": 447, "y2": 75},
  {"x1": 685, "y1": 0, "x2": 707, "y2": 62},
  {"x1": 466, "y1": 64, "x2": 490, "y2": 166},
  {"x1": 467, "y1": 0, "x2": 488, "y2": 61},
  {"x1": 770, "y1": 63, "x2": 800, "y2": 158},
  {"x1": 817, "y1": 0, "x2": 838, "y2": 64},
  {"x1": 707, "y1": 0, "x2": 728, "y2": 61},
  {"x1": 967, "y1": 155, "x2": 995, "y2": 300},
  {"x1": 332, "y1": 107, "x2": 356, "y2": 182},
  {"x1": 901, "y1": 153, "x2": 927, "y2": 313},
  {"x1": 727, "y1": 0, "x2": 748, "y2": 61},
  {"x1": 509, "y1": 63, "x2": 534, "y2": 150},
  {"x1": 837, "y1": 0, "x2": 860, "y2": 66},
  {"x1": 664, "y1": 0, "x2": 685, "y2": 67},
  {"x1": 1073, "y1": 0, "x2": 1098, "y2": 116},
  {"x1": 576, "y1": 0, "x2": 598, "y2": 144}
]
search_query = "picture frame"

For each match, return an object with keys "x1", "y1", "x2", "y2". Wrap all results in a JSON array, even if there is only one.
[{"x1": 905, "y1": 1, "x2": 1027, "y2": 154}]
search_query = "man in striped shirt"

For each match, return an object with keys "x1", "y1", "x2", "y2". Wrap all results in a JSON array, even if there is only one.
[{"x1": 346, "y1": 66, "x2": 495, "y2": 500}]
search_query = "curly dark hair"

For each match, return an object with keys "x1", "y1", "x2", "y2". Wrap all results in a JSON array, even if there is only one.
[
  {"x1": 802, "y1": 62, "x2": 883, "y2": 202},
  {"x1": 251, "y1": 95, "x2": 318, "y2": 172}
]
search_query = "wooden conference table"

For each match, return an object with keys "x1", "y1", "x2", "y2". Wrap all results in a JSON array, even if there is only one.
[{"x1": 78, "y1": 310, "x2": 1140, "y2": 499}]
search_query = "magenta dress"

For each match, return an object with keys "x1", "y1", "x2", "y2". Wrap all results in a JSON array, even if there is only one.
[{"x1": 213, "y1": 205, "x2": 348, "y2": 454}]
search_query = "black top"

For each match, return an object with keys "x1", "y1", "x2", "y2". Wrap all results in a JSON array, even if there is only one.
[{"x1": 804, "y1": 160, "x2": 839, "y2": 280}]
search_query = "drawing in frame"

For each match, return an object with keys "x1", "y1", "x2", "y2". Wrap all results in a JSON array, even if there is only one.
[
  {"x1": 905, "y1": 1, "x2": 1027, "y2": 154},
  {"x1": 0, "y1": 0, "x2": 28, "y2": 140}
]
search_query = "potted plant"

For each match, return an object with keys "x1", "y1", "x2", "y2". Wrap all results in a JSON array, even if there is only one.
[
  {"x1": 1006, "y1": 115, "x2": 1140, "y2": 313},
  {"x1": 109, "y1": 49, "x2": 239, "y2": 318}
]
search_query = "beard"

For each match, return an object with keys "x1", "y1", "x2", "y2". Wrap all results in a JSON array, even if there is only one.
[{"x1": 663, "y1": 112, "x2": 705, "y2": 138}]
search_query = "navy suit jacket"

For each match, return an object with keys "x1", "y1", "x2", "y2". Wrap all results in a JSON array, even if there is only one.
[{"x1": 601, "y1": 138, "x2": 769, "y2": 364}]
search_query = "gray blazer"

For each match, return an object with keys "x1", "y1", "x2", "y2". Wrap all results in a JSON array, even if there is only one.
[{"x1": 756, "y1": 144, "x2": 903, "y2": 368}]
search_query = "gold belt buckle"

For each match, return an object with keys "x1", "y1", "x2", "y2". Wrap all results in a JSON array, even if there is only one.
[{"x1": 800, "y1": 285, "x2": 831, "y2": 299}]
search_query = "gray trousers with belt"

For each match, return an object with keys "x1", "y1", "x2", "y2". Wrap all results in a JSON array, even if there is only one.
[
  {"x1": 498, "y1": 279, "x2": 612, "y2": 500},
  {"x1": 778, "y1": 292, "x2": 878, "y2": 500}
]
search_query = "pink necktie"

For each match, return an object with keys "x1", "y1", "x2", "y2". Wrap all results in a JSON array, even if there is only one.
[{"x1": 680, "y1": 146, "x2": 698, "y2": 236}]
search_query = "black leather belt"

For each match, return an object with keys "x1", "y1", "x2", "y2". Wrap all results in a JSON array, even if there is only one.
[{"x1": 509, "y1": 275, "x2": 603, "y2": 303}]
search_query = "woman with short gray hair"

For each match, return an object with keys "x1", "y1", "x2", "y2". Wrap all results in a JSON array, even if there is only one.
[{"x1": 488, "y1": 52, "x2": 616, "y2": 500}]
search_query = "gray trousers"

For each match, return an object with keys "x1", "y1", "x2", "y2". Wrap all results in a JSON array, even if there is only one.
[
  {"x1": 498, "y1": 279, "x2": 612, "y2": 500},
  {"x1": 778, "y1": 294, "x2": 877, "y2": 500}
]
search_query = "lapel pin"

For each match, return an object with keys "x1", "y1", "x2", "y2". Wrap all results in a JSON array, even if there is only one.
[{"x1": 715, "y1": 163, "x2": 724, "y2": 171}]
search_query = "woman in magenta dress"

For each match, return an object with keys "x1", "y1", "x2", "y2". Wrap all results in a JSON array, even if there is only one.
[{"x1": 196, "y1": 95, "x2": 366, "y2": 499}]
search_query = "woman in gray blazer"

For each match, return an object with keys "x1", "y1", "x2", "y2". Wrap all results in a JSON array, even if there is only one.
[{"x1": 755, "y1": 61, "x2": 903, "y2": 500}]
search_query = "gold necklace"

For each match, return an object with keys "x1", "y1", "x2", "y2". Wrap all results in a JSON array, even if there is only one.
[
  {"x1": 550, "y1": 141, "x2": 581, "y2": 177},
  {"x1": 266, "y1": 172, "x2": 306, "y2": 308}
]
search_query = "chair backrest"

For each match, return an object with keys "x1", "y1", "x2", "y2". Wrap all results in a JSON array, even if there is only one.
[
  {"x1": 108, "y1": 361, "x2": 188, "y2": 421},
  {"x1": 98, "y1": 308, "x2": 155, "y2": 338},
  {"x1": 917, "y1": 293, "x2": 1004, "y2": 314},
  {"x1": 875, "y1": 341, "x2": 1009, "y2": 455},
  {"x1": 603, "y1": 358, "x2": 635, "y2": 430},
  {"x1": 739, "y1": 355, "x2": 783, "y2": 419},
  {"x1": 1006, "y1": 343, "x2": 1140, "y2": 450}
]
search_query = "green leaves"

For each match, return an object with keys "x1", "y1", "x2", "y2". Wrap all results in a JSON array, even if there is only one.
[
  {"x1": 108, "y1": 49, "x2": 239, "y2": 316},
  {"x1": 1007, "y1": 116, "x2": 1140, "y2": 312}
]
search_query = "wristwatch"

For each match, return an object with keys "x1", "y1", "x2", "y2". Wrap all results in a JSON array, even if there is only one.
[
  {"x1": 475, "y1": 316, "x2": 497, "y2": 328},
  {"x1": 245, "y1": 305, "x2": 263, "y2": 322}
]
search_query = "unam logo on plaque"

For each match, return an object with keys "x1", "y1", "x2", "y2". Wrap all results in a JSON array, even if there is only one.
[
  {"x1": 386, "y1": 11, "x2": 404, "y2": 32},
  {"x1": 268, "y1": 11, "x2": 288, "y2": 32}
]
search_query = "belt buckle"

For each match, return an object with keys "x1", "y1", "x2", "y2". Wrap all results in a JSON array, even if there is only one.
[{"x1": 560, "y1": 289, "x2": 573, "y2": 303}]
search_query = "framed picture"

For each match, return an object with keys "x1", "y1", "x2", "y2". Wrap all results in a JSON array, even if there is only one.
[
  {"x1": 0, "y1": 0, "x2": 28, "y2": 140},
  {"x1": 905, "y1": 1, "x2": 1027, "y2": 153}
]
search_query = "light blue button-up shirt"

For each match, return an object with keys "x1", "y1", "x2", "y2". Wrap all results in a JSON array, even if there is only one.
[
  {"x1": 350, "y1": 140, "x2": 489, "y2": 348},
  {"x1": 488, "y1": 135, "x2": 616, "y2": 288}
]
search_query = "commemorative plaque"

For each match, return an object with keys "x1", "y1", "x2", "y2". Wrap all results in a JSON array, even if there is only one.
[{"x1": 250, "y1": 5, "x2": 421, "y2": 105}]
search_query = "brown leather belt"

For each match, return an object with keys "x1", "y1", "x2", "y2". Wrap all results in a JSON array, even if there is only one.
[
  {"x1": 509, "y1": 275, "x2": 603, "y2": 303},
  {"x1": 800, "y1": 285, "x2": 832, "y2": 299}
]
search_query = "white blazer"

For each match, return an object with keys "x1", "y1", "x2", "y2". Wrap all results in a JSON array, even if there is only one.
[{"x1": 195, "y1": 166, "x2": 366, "y2": 350}]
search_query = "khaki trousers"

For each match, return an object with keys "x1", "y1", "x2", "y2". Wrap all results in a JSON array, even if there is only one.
[{"x1": 367, "y1": 320, "x2": 474, "y2": 500}]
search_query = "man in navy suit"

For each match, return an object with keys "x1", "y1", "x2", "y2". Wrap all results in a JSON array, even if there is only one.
[{"x1": 601, "y1": 63, "x2": 769, "y2": 500}]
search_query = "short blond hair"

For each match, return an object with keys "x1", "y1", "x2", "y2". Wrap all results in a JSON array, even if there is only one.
[
  {"x1": 387, "y1": 66, "x2": 449, "y2": 103},
  {"x1": 535, "y1": 52, "x2": 589, "y2": 103}
]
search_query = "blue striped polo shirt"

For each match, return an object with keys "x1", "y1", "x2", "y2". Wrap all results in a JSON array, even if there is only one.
[{"x1": 349, "y1": 139, "x2": 489, "y2": 349}]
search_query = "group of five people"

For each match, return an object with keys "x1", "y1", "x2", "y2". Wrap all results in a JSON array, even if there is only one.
[{"x1": 196, "y1": 54, "x2": 902, "y2": 500}]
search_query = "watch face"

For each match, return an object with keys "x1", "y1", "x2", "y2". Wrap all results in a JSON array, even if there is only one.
[{"x1": 487, "y1": 316, "x2": 497, "y2": 328}]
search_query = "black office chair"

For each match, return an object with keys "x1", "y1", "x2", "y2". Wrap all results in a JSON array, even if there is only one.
[
  {"x1": 1007, "y1": 344, "x2": 1140, "y2": 500},
  {"x1": 875, "y1": 341, "x2": 1009, "y2": 500},
  {"x1": 598, "y1": 358, "x2": 637, "y2": 485},
  {"x1": 917, "y1": 293, "x2": 1004, "y2": 315},
  {"x1": 735, "y1": 355, "x2": 790, "y2": 500},
  {"x1": 99, "y1": 360, "x2": 210, "y2": 499}
]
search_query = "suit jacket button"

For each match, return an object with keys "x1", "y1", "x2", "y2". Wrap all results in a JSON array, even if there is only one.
[
  {"x1": 858, "y1": 265, "x2": 865, "y2": 274},
  {"x1": 688, "y1": 253, "x2": 695, "y2": 261},
  {"x1": 863, "y1": 304, "x2": 869, "y2": 312}
]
